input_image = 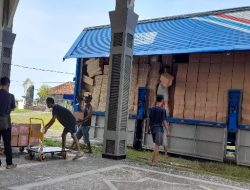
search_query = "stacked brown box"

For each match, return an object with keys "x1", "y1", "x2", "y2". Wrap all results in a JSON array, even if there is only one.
[
  {"x1": 189, "y1": 53, "x2": 200, "y2": 63},
  {"x1": 98, "y1": 75, "x2": 108, "y2": 112},
  {"x1": 139, "y1": 56, "x2": 149, "y2": 64},
  {"x1": 184, "y1": 61, "x2": 199, "y2": 119},
  {"x1": 134, "y1": 63, "x2": 150, "y2": 113},
  {"x1": 91, "y1": 75, "x2": 103, "y2": 110},
  {"x1": 103, "y1": 65, "x2": 109, "y2": 75},
  {"x1": 129, "y1": 61, "x2": 139, "y2": 114},
  {"x1": 148, "y1": 61, "x2": 161, "y2": 107},
  {"x1": 195, "y1": 60, "x2": 209, "y2": 120},
  {"x1": 242, "y1": 57, "x2": 250, "y2": 125},
  {"x1": 217, "y1": 53, "x2": 233, "y2": 122},
  {"x1": 232, "y1": 52, "x2": 245, "y2": 89},
  {"x1": 173, "y1": 64, "x2": 187, "y2": 118},
  {"x1": 86, "y1": 59, "x2": 102, "y2": 77},
  {"x1": 205, "y1": 60, "x2": 221, "y2": 121}
]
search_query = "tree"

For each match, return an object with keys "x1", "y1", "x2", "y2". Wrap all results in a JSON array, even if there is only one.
[{"x1": 37, "y1": 85, "x2": 50, "y2": 102}]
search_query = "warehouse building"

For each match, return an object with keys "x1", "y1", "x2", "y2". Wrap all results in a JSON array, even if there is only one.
[{"x1": 64, "y1": 7, "x2": 250, "y2": 164}]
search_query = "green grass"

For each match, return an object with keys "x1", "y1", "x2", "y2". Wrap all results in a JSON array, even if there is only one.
[
  {"x1": 12, "y1": 109, "x2": 33, "y2": 113},
  {"x1": 11, "y1": 112, "x2": 63, "y2": 132},
  {"x1": 44, "y1": 138, "x2": 62, "y2": 147},
  {"x1": 126, "y1": 148, "x2": 250, "y2": 183}
]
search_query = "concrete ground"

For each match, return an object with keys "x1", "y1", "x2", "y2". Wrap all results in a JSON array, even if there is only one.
[{"x1": 0, "y1": 149, "x2": 250, "y2": 190}]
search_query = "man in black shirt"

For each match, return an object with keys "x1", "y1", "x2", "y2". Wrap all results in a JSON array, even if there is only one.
[
  {"x1": 44, "y1": 97, "x2": 82, "y2": 157},
  {"x1": 0, "y1": 77, "x2": 16, "y2": 169},
  {"x1": 149, "y1": 95, "x2": 170, "y2": 166}
]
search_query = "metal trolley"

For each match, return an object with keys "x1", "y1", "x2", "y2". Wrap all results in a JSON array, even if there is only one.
[{"x1": 26, "y1": 118, "x2": 68, "y2": 161}]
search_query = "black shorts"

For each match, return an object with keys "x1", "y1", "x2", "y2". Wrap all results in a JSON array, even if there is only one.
[
  {"x1": 152, "y1": 132, "x2": 163, "y2": 146},
  {"x1": 63, "y1": 125, "x2": 76, "y2": 134}
]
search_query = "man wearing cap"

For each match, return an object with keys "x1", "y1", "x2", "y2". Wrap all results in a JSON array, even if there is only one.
[
  {"x1": 0, "y1": 77, "x2": 17, "y2": 169},
  {"x1": 44, "y1": 97, "x2": 82, "y2": 158},
  {"x1": 75, "y1": 95, "x2": 93, "y2": 153}
]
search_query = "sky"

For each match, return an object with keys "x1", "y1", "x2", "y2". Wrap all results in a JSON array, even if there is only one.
[{"x1": 9, "y1": 0, "x2": 250, "y2": 99}]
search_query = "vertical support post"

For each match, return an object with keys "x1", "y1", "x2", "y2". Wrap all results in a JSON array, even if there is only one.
[
  {"x1": 73, "y1": 58, "x2": 83, "y2": 112},
  {"x1": 0, "y1": 0, "x2": 19, "y2": 78},
  {"x1": 102, "y1": 0, "x2": 138, "y2": 159}
]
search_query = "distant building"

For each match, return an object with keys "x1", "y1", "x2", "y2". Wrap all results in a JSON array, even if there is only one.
[{"x1": 49, "y1": 82, "x2": 74, "y2": 109}]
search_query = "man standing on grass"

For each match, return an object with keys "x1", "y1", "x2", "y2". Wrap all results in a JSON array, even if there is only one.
[
  {"x1": 0, "y1": 77, "x2": 17, "y2": 169},
  {"x1": 149, "y1": 95, "x2": 170, "y2": 166},
  {"x1": 44, "y1": 97, "x2": 82, "y2": 158}
]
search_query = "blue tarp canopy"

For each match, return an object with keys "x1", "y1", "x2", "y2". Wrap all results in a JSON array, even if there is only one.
[{"x1": 64, "y1": 7, "x2": 250, "y2": 59}]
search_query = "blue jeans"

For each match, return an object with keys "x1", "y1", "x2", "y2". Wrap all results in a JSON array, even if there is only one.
[{"x1": 76, "y1": 126, "x2": 90, "y2": 144}]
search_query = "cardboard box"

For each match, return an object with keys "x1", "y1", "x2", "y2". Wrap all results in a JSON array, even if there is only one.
[
  {"x1": 103, "y1": 65, "x2": 109, "y2": 75},
  {"x1": 210, "y1": 53, "x2": 223, "y2": 64},
  {"x1": 160, "y1": 73, "x2": 174, "y2": 87},
  {"x1": 139, "y1": 56, "x2": 149, "y2": 64},
  {"x1": 83, "y1": 75, "x2": 94, "y2": 86},
  {"x1": 19, "y1": 124, "x2": 30, "y2": 135},
  {"x1": 173, "y1": 107, "x2": 184, "y2": 118},
  {"x1": 133, "y1": 57, "x2": 140, "y2": 64},
  {"x1": 189, "y1": 53, "x2": 200, "y2": 63},
  {"x1": 11, "y1": 135, "x2": 18, "y2": 147},
  {"x1": 11, "y1": 125, "x2": 19, "y2": 136},
  {"x1": 178, "y1": 64, "x2": 188, "y2": 73},
  {"x1": 18, "y1": 135, "x2": 29, "y2": 147},
  {"x1": 199, "y1": 63, "x2": 210, "y2": 73},
  {"x1": 95, "y1": 75, "x2": 103, "y2": 86},
  {"x1": 188, "y1": 62, "x2": 199, "y2": 72},
  {"x1": 29, "y1": 137, "x2": 40, "y2": 146},
  {"x1": 186, "y1": 73, "x2": 198, "y2": 82},
  {"x1": 184, "y1": 109, "x2": 195, "y2": 119},
  {"x1": 217, "y1": 112, "x2": 227, "y2": 123},
  {"x1": 185, "y1": 82, "x2": 196, "y2": 89},
  {"x1": 73, "y1": 112, "x2": 83, "y2": 122}
]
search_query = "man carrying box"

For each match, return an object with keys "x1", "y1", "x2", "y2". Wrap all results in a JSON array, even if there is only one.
[
  {"x1": 44, "y1": 97, "x2": 82, "y2": 158},
  {"x1": 72, "y1": 95, "x2": 93, "y2": 153},
  {"x1": 0, "y1": 77, "x2": 17, "y2": 169}
]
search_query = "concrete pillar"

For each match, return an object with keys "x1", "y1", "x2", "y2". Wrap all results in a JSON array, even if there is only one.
[
  {"x1": 102, "y1": 0, "x2": 138, "y2": 159},
  {"x1": 0, "y1": 0, "x2": 19, "y2": 78}
]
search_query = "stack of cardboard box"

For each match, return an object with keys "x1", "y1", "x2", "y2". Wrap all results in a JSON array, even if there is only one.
[
  {"x1": 242, "y1": 53, "x2": 250, "y2": 125},
  {"x1": 98, "y1": 75, "x2": 109, "y2": 111},
  {"x1": 86, "y1": 59, "x2": 102, "y2": 77},
  {"x1": 173, "y1": 64, "x2": 187, "y2": 118},
  {"x1": 129, "y1": 59, "x2": 139, "y2": 114},
  {"x1": 203, "y1": 54, "x2": 219, "y2": 121},
  {"x1": 11, "y1": 125, "x2": 19, "y2": 146},
  {"x1": 232, "y1": 52, "x2": 245, "y2": 89},
  {"x1": 195, "y1": 54, "x2": 209, "y2": 120},
  {"x1": 91, "y1": 75, "x2": 103, "y2": 110},
  {"x1": 11, "y1": 124, "x2": 40, "y2": 147},
  {"x1": 148, "y1": 57, "x2": 160, "y2": 107},
  {"x1": 217, "y1": 53, "x2": 233, "y2": 122},
  {"x1": 134, "y1": 61, "x2": 150, "y2": 113},
  {"x1": 184, "y1": 59, "x2": 199, "y2": 119}
]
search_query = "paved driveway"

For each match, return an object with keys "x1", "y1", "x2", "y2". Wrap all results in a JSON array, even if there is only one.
[{"x1": 0, "y1": 150, "x2": 249, "y2": 190}]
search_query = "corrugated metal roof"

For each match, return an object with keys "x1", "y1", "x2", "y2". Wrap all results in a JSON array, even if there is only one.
[{"x1": 64, "y1": 7, "x2": 250, "y2": 59}]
